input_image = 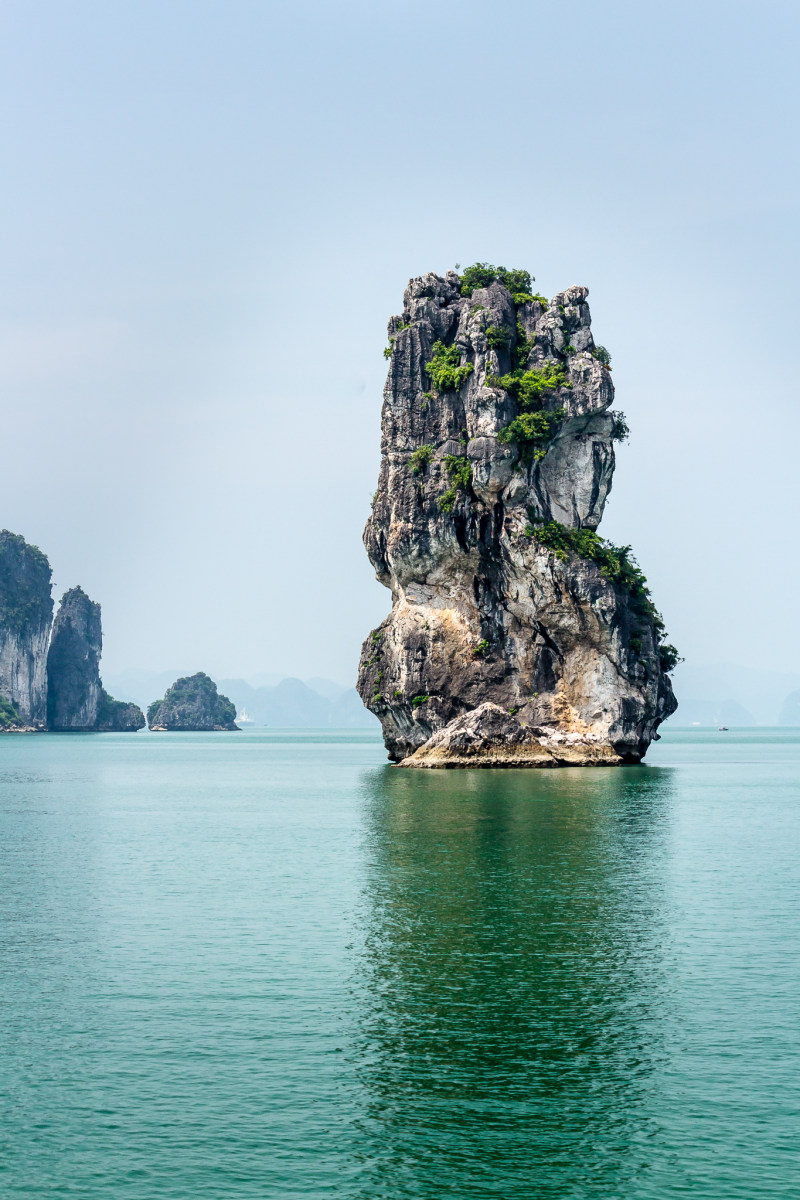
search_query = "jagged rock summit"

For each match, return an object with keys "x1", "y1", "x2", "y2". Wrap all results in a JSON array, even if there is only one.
[
  {"x1": 357, "y1": 263, "x2": 678, "y2": 766},
  {"x1": 147, "y1": 673, "x2": 239, "y2": 731}
]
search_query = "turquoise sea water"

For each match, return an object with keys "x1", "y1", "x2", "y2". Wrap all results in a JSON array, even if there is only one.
[{"x1": 1, "y1": 727, "x2": 799, "y2": 1198}]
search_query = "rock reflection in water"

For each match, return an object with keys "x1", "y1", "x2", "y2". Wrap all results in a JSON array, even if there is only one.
[{"x1": 350, "y1": 765, "x2": 675, "y2": 1198}]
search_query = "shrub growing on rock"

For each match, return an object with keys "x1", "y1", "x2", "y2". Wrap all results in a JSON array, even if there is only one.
[
  {"x1": 409, "y1": 444, "x2": 435, "y2": 475},
  {"x1": 424, "y1": 341, "x2": 474, "y2": 392},
  {"x1": 438, "y1": 455, "x2": 471, "y2": 512},
  {"x1": 498, "y1": 409, "x2": 565, "y2": 462}
]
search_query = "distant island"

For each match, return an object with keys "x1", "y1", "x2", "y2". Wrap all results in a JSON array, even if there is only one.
[
  {"x1": 0, "y1": 531, "x2": 144, "y2": 732},
  {"x1": 148, "y1": 673, "x2": 238, "y2": 731},
  {"x1": 0, "y1": 527, "x2": 376, "y2": 734},
  {"x1": 104, "y1": 670, "x2": 377, "y2": 729},
  {"x1": 357, "y1": 263, "x2": 678, "y2": 766}
]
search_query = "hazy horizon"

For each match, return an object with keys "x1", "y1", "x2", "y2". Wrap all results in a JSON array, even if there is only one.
[
  {"x1": 97, "y1": 662, "x2": 800, "y2": 729},
  {"x1": 2, "y1": 0, "x2": 798, "y2": 683}
]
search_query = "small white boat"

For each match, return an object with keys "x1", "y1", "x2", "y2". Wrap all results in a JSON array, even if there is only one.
[
  {"x1": 236, "y1": 708, "x2": 255, "y2": 726},
  {"x1": 718, "y1": 726, "x2": 729, "y2": 731}
]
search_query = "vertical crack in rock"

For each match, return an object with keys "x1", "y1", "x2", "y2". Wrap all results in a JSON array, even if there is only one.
[{"x1": 357, "y1": 268, "x2": 677, "y2": 766}]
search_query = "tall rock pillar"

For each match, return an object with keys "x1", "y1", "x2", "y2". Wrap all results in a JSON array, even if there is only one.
[
  {"x1": 357, "y1": 266, "x2": 677, "y2": 766},
  {"x1": 46, "y1": 587, "x2": 103, "y2": 730}
]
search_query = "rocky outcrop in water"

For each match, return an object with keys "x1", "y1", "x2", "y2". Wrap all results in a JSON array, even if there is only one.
[
  {"x1": 46, "y1": 587, "x2": 103, "y2": 729},
  {"x1": 147, "y1": 673, "x2": 238, "y2": 731},
  {"x1": 96, "y1": 692, "x2": 146, "y2": 732},
  {"x1": 0, "y1": 530, "x2": 53, "y2": 728},
  {"x1": 0, "y1": 533, "x2": 144, "y2": 733},
  {"x1": 399, "y1": 702, "x2": 624, "y2": 768},
  {"x1": 46, "y1": 586, "x2": 145, "y2": 731},
  {"x1": 357, "y1": 264, "x2": 678, "y2": 766}
]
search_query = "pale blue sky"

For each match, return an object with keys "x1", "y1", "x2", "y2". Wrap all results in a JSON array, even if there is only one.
[{"x1": 0, "y1": 0, "x2": 797, "y2": 682}]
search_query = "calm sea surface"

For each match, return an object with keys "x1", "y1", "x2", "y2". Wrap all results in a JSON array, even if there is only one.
[{"x1": 0, "y1": 727, "x2": 798, "y2": 1198}]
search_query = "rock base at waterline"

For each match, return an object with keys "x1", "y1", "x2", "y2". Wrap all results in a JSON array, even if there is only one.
[{"x1": 397, "y1": 703, "x2": 624, "y2": 769}]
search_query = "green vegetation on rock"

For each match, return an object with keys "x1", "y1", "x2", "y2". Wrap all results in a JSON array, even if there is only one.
[
  {"x1": 438, "y1": 455, "x2": 471, "y2": 512},
  {"x1": 511, "y1": 321, "x2": 533, "y2": 370},
  {"x1": 97, "y1": 689, "x2": 145, "y2": 732},
  {"x1": 488, "y1": 361, "x2": 569, "y2": 406},
  {"x1": 147, "y1": 672, "x2": 237, "y2": 731},
  {"x1": 458, "y1": 263, "x2": 535, "y2": 305},
  {"x1": 532, "y1": 521, "x2": 677, "y2": 661},
  {"x1": 610, "y1": 411, "x2": 630, "y2": 442},
  {"x1": 459, "y1": 263, "x2": 507, "y2": 296},
  {"x1": 487, "y1": 360, "x2": 571, "y2": 464},
  {"x1": 409, "y1": 444, "x2": 435, "y2": 475},
  {"x1": 0, "y1": 695, "x2": 21, "y2": 729},
  {"x1": 658, "y1": 644, "x2": 682, "y2": 672},
  {"x1": 424, "y1": 340, "x2": 473, "y2": 392},
  {"x1": 498, "y1": 409, "x2": 565, "y2": 462},
  {"x1": 0, "y1": 530, "x2": 53, "y2": 635},
  {"x1": 485, "y1": 323, "x2": 511, "y2": 349}
]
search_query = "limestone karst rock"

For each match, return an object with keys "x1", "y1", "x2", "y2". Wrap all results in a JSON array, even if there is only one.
[
  {"x1": 0, "y1": 530, "x2": 53, "y2": 728},
  {"x1": 397, "y1": 702, "x2": 624, "y2": 768},
  {"x1": 46, "y1": 586, "x2": 145, "y2": 731},
  {"x1": 96, "y1": 692, "x2": 146, "y2": 732},
  {"x1": 0, "y1": 533, "x2": 143, "y2": 733},
  {"x1": 0, "y1": 694, "x2": 24, "y2": 730},
  {"x1": 46, "y1": 587, "x2": 103, "y2": 729},
  {"x1": 357, "y1": 265, "x2": 678, "y2": 766},
  {"x1": 147, "y1": 672, "x2": 238, "y2": 731}
]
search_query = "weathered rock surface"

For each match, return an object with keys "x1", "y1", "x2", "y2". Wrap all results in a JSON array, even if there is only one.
[
  {"x1": 147, "y1": 672, "x2": 238, "y2": 731},
  {"x1": 0, "y1": 530, "x2": 53, "y2": 728},
  {"x1": 357, "y1": 267, "x2": 677, "y2": 766},
  {"x1": 46, "y1": 586, "x2": 146, "y2": 731},
  {"x1": 399, "y1": 702, "x2": 622, "y2": 768}
]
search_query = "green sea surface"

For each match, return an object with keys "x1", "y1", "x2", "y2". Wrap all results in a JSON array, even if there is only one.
[{"x1": 0, "y1": 726, "x2": 798, "y2": 1198}]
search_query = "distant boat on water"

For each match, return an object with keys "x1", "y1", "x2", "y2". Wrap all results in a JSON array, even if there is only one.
[
  {"x1": 718, "y1": 726, "x2": 729, "y2": 731},
  {"x1": 236, "y1": 708, "x2": 255, "y2": 726}
]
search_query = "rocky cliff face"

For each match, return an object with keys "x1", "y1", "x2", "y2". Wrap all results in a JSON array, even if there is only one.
[
  {"x1": 357, "y1": 265, "x2": 677, "y2": 766},
  {"x1": 46, "y1": 586, "x2": 145, "y2": 732},
  {"x1": 147, "y1": 673, "x2": 238, "y2": 731},
  {"x1": 0, "y1": 535, "x2": 143, "y2": 733},
  {"x1": 0, "y1": 530, "x2": 53, "y2": 728},
  {"x1": 46, "y1": 587, "x2": 103, "y2": 729}
]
